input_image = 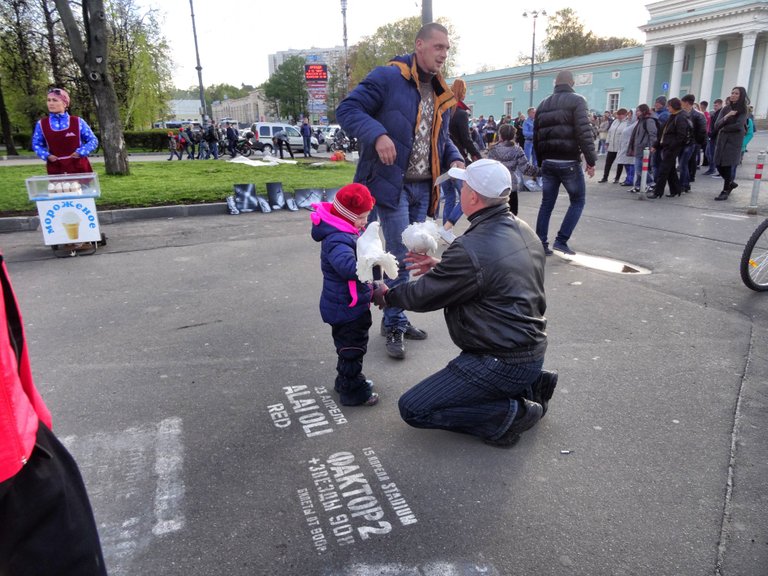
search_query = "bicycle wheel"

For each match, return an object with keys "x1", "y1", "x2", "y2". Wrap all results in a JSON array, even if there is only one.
[{"x1": 740, "y1": 218, "x2": 768, "y2": 291}]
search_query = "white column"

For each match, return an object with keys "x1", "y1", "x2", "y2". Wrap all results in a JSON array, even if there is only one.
[
  {"x1": 638, "y1": 46, "x2": 656, "y2": 105},
  {"x1": 756, "y1": 40, "x2": 768, "y2": 119},
  {"x1": 737, "y1": 31, "x2": 758, "y2": 89},
  {"x1": 699, "y1": 37, "x2": 719, "y2": 103},
  {"x1": 669, "y1": 42, "x2": 686, "y2": 98}
]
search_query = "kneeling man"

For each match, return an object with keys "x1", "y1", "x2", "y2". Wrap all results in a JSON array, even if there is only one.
[{"x1": 373, "y1": 159, "x2": 557, "y2": 447}]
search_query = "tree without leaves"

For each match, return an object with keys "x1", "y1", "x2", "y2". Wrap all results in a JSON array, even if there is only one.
[{"x1": 54, "y1": 0, "x2": 129, "y2": 174}]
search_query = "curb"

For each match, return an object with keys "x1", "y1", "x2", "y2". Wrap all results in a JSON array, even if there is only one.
[{"x1": 0, "y1": 202, "x2": 228, "y2": 234}]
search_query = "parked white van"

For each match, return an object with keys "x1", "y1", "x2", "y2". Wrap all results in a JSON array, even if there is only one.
[{"x1": 249, "y1": 122, "x2": 317, "y2": 154}]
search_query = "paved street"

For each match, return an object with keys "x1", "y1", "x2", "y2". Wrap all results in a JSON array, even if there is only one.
[{"x1": 1, "y1": 134, "x2": 767, "y2": 575}]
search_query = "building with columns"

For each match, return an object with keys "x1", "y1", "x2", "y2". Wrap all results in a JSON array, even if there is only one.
[
  {"x1": 452, "y1": 0, "x2": 767, "y2": 121},
  {"x1": 639, "y1": 0, "x2": 768, "y2": 117}
]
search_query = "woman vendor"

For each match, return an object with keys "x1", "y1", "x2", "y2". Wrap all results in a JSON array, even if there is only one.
[{"x1": 32, "y1": 87, "x2": 98, "y2": 174}]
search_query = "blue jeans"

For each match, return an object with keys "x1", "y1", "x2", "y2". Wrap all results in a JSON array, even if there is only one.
[
  {"x1": 441, "y1": 179, "x2": 457, "y2": 225},
  {"x1": 622, "y1": 164, "x2": 634, "y2": 184},
  {"x1": 678, "y1": 144, "x2": 695, "y2": 189},
  {"x1": 399, "y1": 352, "x2": 544, "y2": 440},
  {"x1": 535, "y1": 160, "x2": 586, "y2": 248},
  {"x1": 374, "y1": 180, "x2": 431, "y2": 330},
  {"x1": 704, "y1": 139, "x2": 716, "y2": 172},
  {"x1": 524, "y1": 140, "x2": 537, "y2": 165},
  {"x1": 441, "y1": 179, "x2": 464, "y2": 225}
]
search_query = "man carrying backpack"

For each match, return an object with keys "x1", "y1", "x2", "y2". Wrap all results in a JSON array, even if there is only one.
[{"x1": 204, "y1": 121, "x2": 219, "y2": 160}]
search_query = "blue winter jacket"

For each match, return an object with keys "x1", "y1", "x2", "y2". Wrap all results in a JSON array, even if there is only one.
[
  {"x1": 336, "y1": 53, "x2": 462, "y2": 218},
  {"x1": 311, "y1": 203, "x2": 372, "y2": 325}
]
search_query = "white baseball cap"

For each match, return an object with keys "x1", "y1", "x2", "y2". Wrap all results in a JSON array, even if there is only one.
[{"x1": 440, "y1": 158, "x2": 512, "y2": 198}]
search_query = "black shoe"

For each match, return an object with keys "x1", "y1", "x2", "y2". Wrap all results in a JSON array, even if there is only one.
[
  {"x1": 531, "y1": 370, "x2": 558, "y2": 416},
  {"x1": 612, "y1": 179, "x2": 620, "y2": 184},
  {"x1": 543, "y1": 246, "x2": 553, "y2": 256},
  {"x1": 727, "y1": 182, "x2": 739, "y2": 191},
  {"x1": 380, "y1": 319, "x2": 427, "y2": 340},
  {"x1": 598, "y1": 179, "x2": 608, "y2": 183},
  {"x1": 553, "y1": 242, "x2": 575, "y2": 256},
  {"x1": 484, "y1": 399, "x2": 544, "y2": 448},
  {"x1": 403, "y1": 323, "x2": 427, "y2": 340},
  {"x1": 620, "y1": 182, "x2": 633, "y2": 187},
  {"x1": 714, "y1": 192, "x2": 729, "y2": 201},
  {"x1": 385, "y1": 329, "x2": 405, "y2": 359}
]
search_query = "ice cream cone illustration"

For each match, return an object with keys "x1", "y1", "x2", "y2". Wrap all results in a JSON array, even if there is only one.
[{"x1": 61, "y1": 211, "x2": 81, "y2": 240}]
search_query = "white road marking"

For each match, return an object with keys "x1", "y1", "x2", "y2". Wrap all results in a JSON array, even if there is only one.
[
  {"x1": 702, "y1": 213, "x2": 750, "y2": 221},
  {"x1": 61, "y1": 417, "x2": 185, "y2": 575},
  {"x1": 339, "y1": 563, "x2": 499, "y2": 575},
  {"x1": 152, "y1": 417, "x2": 186, "y2": 535}
]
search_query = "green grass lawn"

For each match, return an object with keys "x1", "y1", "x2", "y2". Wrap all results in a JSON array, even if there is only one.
[{"x1": 0, "y1": 158, "x2": 357, "y2": 216}]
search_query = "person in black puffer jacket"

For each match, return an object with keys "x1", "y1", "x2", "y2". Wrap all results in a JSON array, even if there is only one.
[
  {"x1": 533, "y1": 70, "x2": 597, "y2": 256},
  {"x1": 648, "y1": 97, "x2": 689, "y2": 198}
]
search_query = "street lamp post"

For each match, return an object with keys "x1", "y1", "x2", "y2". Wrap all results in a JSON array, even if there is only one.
[
  {"x1": 340, "y1": 0, "x2": 350, "y2": 89},
  {"x1": 523, "y1": 10, "x2": 546, "y2": 109},
  {"x1": 189, "y1": 0, "x2": 208, "y2": 124}
]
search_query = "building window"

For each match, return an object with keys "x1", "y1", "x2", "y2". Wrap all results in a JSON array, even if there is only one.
[
  {"x1": 504, "y1": 101, "x2": 513, "y2": 117},
  {"x1": 524, "y1": 79, "x2": 539, "y2": 93},
  {"x1": 607, "y1": 92, "x2": 620, "y2": 111},
  {"x1": 683, "y1": 53, "x2": 691, "y2": 72}
]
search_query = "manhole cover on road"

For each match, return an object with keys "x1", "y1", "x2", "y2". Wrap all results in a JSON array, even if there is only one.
[{"x1": 555, "y1": 252, "x2": 651, "y2": 274}]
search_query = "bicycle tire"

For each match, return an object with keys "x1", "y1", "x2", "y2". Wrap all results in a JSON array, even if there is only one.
[{"x1": 740, "y1": 218, "x2": 768, "y2": 291}]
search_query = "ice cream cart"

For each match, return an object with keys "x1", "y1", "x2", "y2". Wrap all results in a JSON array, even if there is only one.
[{"x1": 26, "y1": 172, "x2": 107, "y2": 257}]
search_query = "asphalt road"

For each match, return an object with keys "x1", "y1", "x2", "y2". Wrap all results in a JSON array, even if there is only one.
[{"x1": 1, "y1": 133, "x2": 767, "y2": 575}]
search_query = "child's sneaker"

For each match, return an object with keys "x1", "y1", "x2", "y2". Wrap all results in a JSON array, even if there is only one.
[{"x1": 362, "y1": 393, "x2": 379, "y2": 406}]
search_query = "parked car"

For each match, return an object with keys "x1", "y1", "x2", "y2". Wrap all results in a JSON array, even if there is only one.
[
  {"x1": 323, "y1": 125, "x2": 341, "y2": 151},
  {"x1": 250, "y1": 122, "x2": 318, "y2": 154}
]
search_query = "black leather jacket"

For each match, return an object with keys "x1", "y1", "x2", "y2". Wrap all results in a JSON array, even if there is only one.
[
  {"x1": 533, "y1": 84, "x2": 597, "y2": 167},
  {"x1": 386, "y1": 204, "x2": 547, "y2": 358}
]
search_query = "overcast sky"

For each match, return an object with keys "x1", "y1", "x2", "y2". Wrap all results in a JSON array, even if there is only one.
[{"x1": 138, "y1": 0, "x2": 651, "y2": 89}]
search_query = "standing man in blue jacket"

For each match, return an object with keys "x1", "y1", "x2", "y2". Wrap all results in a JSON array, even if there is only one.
[{"x1": 336, "y1": 22, "x2": 464, "y2": 360}]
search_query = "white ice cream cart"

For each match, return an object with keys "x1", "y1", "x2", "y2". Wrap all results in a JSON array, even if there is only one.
[{"x1": 26, "y1": 172, "x2": 107, "y2": 257}]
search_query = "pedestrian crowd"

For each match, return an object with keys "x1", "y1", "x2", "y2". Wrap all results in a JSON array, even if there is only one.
[
  {"x1": 590, "y1": 90, "x2": 754, "y2": 201},
  {"x1": 166, "y1": 121, "x2": 225, "y2": 161}
]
